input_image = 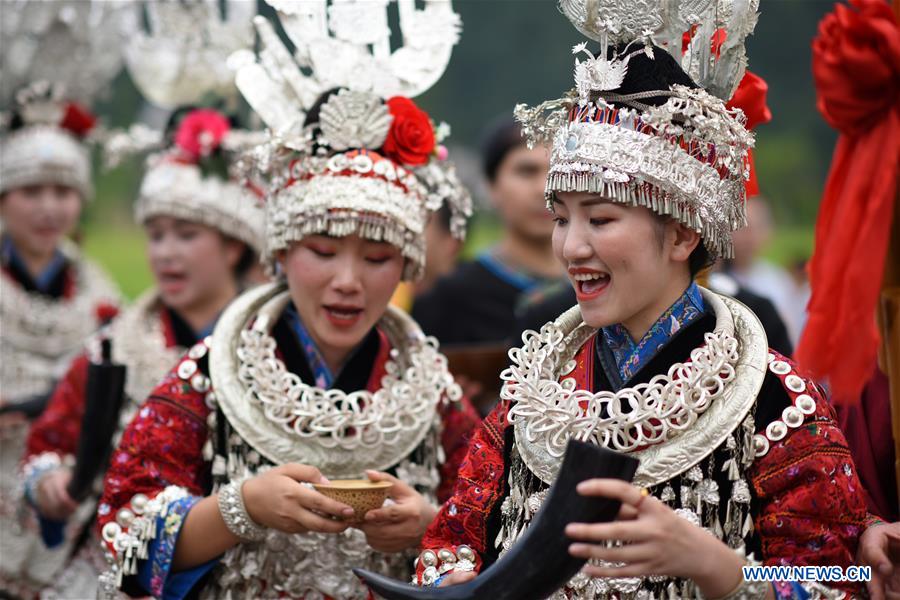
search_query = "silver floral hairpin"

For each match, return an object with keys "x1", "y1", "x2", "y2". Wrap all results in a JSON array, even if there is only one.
[{"x1": 559, "y1": 0, "x2": 760, "y2": 101}]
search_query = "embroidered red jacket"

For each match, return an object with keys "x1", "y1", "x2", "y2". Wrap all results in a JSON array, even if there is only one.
[
  {"x1": 419, "y1": 339, "x2": 867, "y2": 597},
  {"x1": 96, "y1": 326, "x2": 480, "y2": 599},
  {"x1": 23, "y1": 305, "x2": 184, "y2": 469}
]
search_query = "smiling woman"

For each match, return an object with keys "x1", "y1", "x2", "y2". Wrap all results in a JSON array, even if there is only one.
[
  {"x1": 550, "y1": 194, "x2": 701, "y2": 341},
  {"x1": 408, "y1": 2, "x2": 868, "y2": 598}
]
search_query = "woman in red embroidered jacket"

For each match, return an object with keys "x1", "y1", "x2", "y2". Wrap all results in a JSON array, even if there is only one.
[
  {"x1": 411, "y1": 12, "x2": 868, "y2": 600},
  {"x1": 94, "y1": 27, "x2": 480, "y2": 595},
  {"x1": 18, "y1": 107, "x2": 266, "y2": 599},
  {"x1": 0, "y1": 86, "x2": 121, "y2": 596}
]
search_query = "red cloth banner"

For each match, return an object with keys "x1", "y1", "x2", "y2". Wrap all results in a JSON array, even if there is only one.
[{"x1": 798, "y1": 0, "x2": 900, "y2": 403}]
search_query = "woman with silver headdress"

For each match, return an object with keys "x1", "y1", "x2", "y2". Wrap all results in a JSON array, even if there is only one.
[
  {"x1": 413, "y1": 2, "x2": 868, "y2": 599},
  {"x1": 18, "y1": 105, "x2": 266, "y2": 600},
  {"x1": 14, "y1": 3, "x2": 266, "y2": 596},
  {"x1": 95, "y1": 2, "x2": 479, "y2": 598},
  {"x1": 0, "y1": 3, "x2": 127, "y2": 592}
]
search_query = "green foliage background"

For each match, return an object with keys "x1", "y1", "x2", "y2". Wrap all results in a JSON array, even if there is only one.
[{"x1": 82, "y1": 0, "x2": 837, "y2": 299}]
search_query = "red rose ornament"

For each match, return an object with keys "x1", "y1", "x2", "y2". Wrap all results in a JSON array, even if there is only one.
[
  {"x1": 812, "y1": 0, "x2": 900, "y2": 136},
  {"x1": 382, "y1": 97, "x2": 436, "y2": 166}
]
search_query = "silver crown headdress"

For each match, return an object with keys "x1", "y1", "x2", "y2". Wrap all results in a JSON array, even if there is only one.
[
  {"x1": 0, "y1": 0, "x2": 134, "y2": 199},
  {"x1": 231, "y1": 0, "x2": 471, "y2": 281},
  {"x1": 515, "y1": 0, "x2": 759, "y2": 259},
  {"x1": 124, "y1": 0, "x2": 254, "y2": 109},
  {"x1": 106, "y1": 0, "x2": 264, "y2": 254}
]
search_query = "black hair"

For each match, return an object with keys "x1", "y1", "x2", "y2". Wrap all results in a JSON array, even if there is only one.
[
  {"x1": 233, "y1": 245, "x2": 258, "y2": 278},
  {"x1": 303, "y1": 88, "x2": 342, "y2": 128},
  {"x1": 481, "y1": 117, "x2": 526, "y2": 183},
  {"x1": 596, "y1": 42, "x2": 699, "y2": 108},
  {"x1": 7, "y1": 111, "x2": 26, "y2": 132},
  {"x1": 431, "y1": 204, "x2": 453, "y2": 234},
  {"x1": 688, "y1": 244, "x2": 711, "y2": 277}
]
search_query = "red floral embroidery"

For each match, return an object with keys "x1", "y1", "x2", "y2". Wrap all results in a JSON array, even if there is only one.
[
  {"x1": 750, "y1": 352, "x2": 867, "y2": 596},
  {"x1": 419, "y1": 401, "x2": 509, "y2": 577},
  {"x1": 96, "y1": 358, "x2": 212, "y2": 557}
]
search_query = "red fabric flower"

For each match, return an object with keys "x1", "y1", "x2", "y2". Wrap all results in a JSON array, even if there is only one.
[
  {"x1": 727, "y1": 70, "x2": 772, "y2": 197},
  {"x1": 60, "y1": 103, "x2": 97, "y2": 138},
  {"x1": 727, "y1": 71, "x2": 772, "y2": 131},
  {"x1": 797, "y1": 0, "x2": 900, "y2": 404},
  {"x1": 95, "y1": 302, "x2": 119, "y2": 324},
  {"x1": 382, "y1": 97, "x2": 435, "y2": 166},
  {"x1": 812, "y1": 0, "x2": 900, "y2": 137},
  {"x1": 174, "y1": 109, "x2": 231, "y2": 162}
]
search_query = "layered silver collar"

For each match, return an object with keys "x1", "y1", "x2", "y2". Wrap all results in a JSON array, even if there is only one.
[
  {"x1": 504, "y1": 288, "x2": 768, "y2": 487},
  {"x1": 209, "y1": 282, "x2": 461, "y2": 478}
]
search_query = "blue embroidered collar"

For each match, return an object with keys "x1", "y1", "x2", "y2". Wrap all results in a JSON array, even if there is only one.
[
  {"x1": 1, "y1": 236, "x2": 68, "y2": 293},
  {"x1": 283, "y1": 304, "x2": 336, "y2": 389},
  {"x1": 282, "y1": 303, "x2": 373, "y2": 390},
  {"x1": 600, "y1": 283, "x2": 705, "y2": 383}
]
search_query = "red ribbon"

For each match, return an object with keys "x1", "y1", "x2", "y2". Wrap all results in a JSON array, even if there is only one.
[
  {"x1": 727, "y1": 70, "x2": 773, "y2": 197},
  {"x1": 797, "y1": 0, "x2": 900, "y2": 404}
]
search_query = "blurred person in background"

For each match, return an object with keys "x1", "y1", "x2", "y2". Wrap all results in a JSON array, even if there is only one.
[
  {"x1": 412, "y1": 118, "x2": 564, "y2": 346},
  {"x1": 726, "y1": 195, "x2": 808, "y2": 346},
  {"x1": 17, "y1": 107, "x2": 265, "y2": 599},
  {"x1": 0, "y1": 84, "x2": 121, "y2": 597},
  {"x1": 390, "y1": 205, "x2": 464, "y2": 312}
]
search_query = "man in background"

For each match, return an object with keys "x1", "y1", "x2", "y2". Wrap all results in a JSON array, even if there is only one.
[
  {"x1": 412, "y1": 118, "x2": 563, "y2": 345},
  {"x1": 391, "y1": 206, "x2": 463, "y2": 311}
]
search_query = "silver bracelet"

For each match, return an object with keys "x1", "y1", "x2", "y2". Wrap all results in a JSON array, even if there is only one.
[{"x1": 217, "y1": 478, "x2": 267, "y2": 542}]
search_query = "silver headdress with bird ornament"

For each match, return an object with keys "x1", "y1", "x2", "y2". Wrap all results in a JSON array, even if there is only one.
[{"x1": 516, "y1": 0, "x2": 760, "y2": 259}]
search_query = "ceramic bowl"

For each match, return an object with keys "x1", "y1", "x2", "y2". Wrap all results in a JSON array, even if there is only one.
[{"x1": 312, "y1": 479, "x2": 392, "y2": 522}]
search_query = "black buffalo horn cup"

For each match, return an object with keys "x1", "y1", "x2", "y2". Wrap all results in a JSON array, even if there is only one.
[
  {"x1": 67, "y1": 338, "x2": 127, "y2": 502},
  {"x1": 354, "y1": 439, "x2": 640, "y2": 600}
]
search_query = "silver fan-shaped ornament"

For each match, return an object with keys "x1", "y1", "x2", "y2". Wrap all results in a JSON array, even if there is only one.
[
  {"x1": 318, "y1": 90, "x2": 393, "y2": 151},
  {"x1": 0, "y1": 0, "x2": 134, "y2": 108}
]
